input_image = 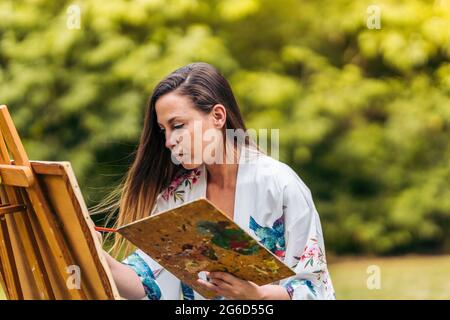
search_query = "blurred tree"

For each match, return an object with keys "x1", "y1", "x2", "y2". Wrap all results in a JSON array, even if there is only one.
[{"x1": 0, "y1": 0, "x2": 449, "y2": 254}]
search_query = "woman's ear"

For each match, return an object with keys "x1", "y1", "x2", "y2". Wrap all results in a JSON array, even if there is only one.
[{"x1": 211, "y1": 104, "x2": 227, "y2": 129}]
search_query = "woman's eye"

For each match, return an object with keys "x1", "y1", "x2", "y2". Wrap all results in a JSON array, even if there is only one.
[{"x1": 173, "y1": 124, "x2": 184, "y2": 129}]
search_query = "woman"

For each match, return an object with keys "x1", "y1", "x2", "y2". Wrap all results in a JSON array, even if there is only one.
[{"x1": 96, "y1": 62, "x2": 335, "y2": 300}]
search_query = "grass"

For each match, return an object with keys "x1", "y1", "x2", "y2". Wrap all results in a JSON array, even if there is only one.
[
  {"x1": 1, "y1": 255, "x2": 449, "y2": 299},
  {"x1": 328, "y1": 254, "x2": 450, "y2": 299}
]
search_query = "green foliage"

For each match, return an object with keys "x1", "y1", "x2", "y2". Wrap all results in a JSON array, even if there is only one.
[{"x1": 0, "y1": 0, "x2": 449, "y2": 254}]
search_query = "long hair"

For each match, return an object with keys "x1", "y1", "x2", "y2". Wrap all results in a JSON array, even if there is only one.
[{"x1": 90, "y1": 62, "x2": 253, "y2": 258}]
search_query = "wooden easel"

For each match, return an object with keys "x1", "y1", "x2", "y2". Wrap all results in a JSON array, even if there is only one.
[{"x1": 0, "y1": 105, "x2": 120, "y2": 299}]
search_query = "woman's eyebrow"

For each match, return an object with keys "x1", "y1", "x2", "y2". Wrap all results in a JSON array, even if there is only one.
[
  {"x1": 158, "y1": 116, "x2": 183, "y2": 127},
  {"x1": 167, "y1": 117, "x2": 178, "y2": 125},
  {"x1": 168, "y1": 116, "x2": 185, "y2": 125}
]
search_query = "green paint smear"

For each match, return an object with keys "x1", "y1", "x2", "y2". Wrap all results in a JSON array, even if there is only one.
[{"x1": 197, "y1": 221, "x2": 260, "y2": 255}]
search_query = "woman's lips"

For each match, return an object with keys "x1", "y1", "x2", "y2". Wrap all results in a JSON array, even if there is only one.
[{"x1": 172, "y1": 152, "x2": 187, "y2": 161}]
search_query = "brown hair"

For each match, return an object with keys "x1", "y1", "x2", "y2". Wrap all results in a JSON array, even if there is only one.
[{"x1": 91, "y1": 62, "x2": 253, "y2": 258}]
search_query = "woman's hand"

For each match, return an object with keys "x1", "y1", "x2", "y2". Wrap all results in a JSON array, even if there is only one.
[
  {"x1": 95, "y1": 230, "x2": 103, "y2": 244},
  {"x1": 196, "y1": 271, "x2": 265, "y2": 300}
]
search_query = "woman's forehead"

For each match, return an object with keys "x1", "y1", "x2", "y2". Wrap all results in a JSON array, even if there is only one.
[{"x1": 155, "y1": 93, "x2": 200, "y2": 123}]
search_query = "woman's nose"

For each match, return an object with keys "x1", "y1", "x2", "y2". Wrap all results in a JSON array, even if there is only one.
[{"x1": 165, "y1": 132, "x2": 178, "y2": 150}]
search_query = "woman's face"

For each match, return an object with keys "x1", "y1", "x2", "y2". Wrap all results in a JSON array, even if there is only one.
[{"x1": 155, "y1": 92, "x2": 226, "y2": 169}]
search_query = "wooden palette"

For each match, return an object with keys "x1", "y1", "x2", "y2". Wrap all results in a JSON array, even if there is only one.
[{"x1": 118, "y1": 198, "x2": 295, "y2": 299}]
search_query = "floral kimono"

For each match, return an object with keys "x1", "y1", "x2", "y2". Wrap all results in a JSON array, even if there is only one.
[{"x1": 122, "y1": 146, "x2": 336, "y2": 300}]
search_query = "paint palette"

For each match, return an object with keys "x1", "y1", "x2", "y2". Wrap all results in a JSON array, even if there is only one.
[{"x1": 117, "y1": 198, "x2": 296, "y2": 299}]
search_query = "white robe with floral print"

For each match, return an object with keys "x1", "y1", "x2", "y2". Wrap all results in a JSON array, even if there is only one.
[{"x1": 122, "y1": 146, "x2": 336, "y2": 300}]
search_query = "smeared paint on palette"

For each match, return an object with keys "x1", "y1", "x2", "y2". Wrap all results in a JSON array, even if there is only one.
[{"x1": 117, "y1": 198, "x2": 295, "y2": 299}]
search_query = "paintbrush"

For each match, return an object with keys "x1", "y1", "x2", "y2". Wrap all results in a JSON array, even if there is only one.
[{"x1": 94, "y1": 226, "x2": 118, "y2": 233}]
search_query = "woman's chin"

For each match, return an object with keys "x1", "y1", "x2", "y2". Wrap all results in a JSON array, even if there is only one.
[{"x1": 180, "y1": 162, "x2": 202, "y2": 170}]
